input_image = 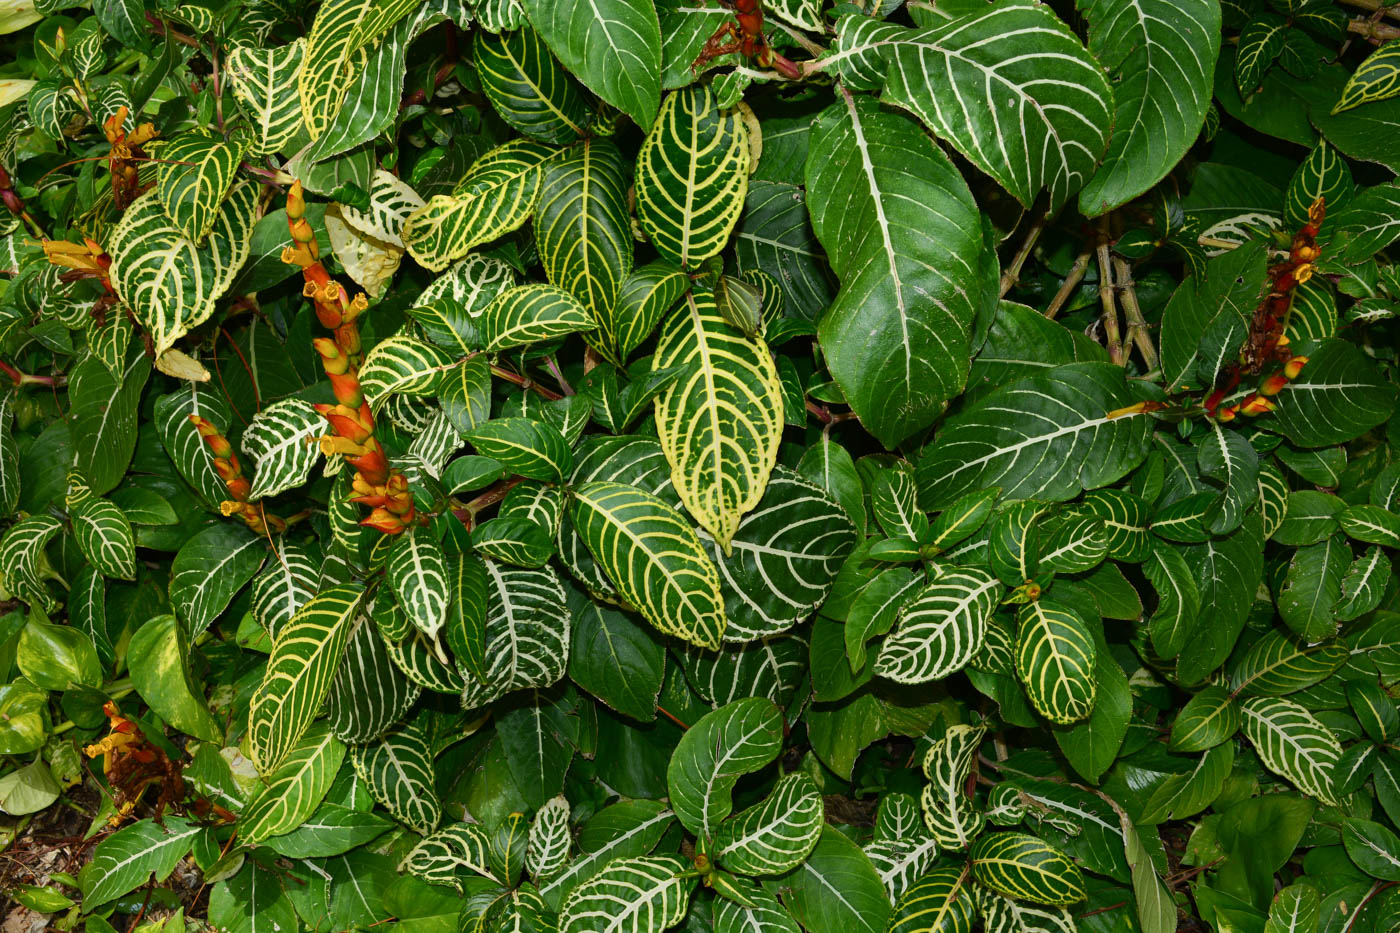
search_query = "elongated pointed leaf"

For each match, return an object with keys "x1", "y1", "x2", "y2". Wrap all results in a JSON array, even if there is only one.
[
  {"x1": 350, "y1": 715, "x2": 442, "y2": 833},
  {"x1": 1241, "y1": 696, "x2": 1342, "y2": 805},
  {"x1": 714, "y1": 773, "x2": 824, "y2": 876},
  {"x1": 239, "y1": 724, "x2": 345, "y2": 842},
  {"x1": 970, "y1": 832, "x2": 1086, "y2": 906},
  {"x1": 1016, "y1": 600, "x2": 1097, "y2": 725},
  {"x1": 667, "y1": 697, "x2": 784, "y2": 838},
  {"x1": 559, "y1": 855, "x2": 695, "y2": 933},
  {"x1": 875, "y1": 569, "x2": 999, "y2": 685}
]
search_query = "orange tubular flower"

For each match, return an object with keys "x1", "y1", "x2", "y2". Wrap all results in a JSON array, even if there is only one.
[
  {"x1": 285, "y1": 181, "x2": 413, "y2": 535},
  {"x1": 189, "y1": 415, "x2": 285, "y2": 535}
]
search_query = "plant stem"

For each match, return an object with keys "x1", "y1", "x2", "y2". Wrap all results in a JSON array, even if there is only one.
[
  {"x1": 490, "y1": 363, "x2": 564, "y2": 401},
  {"x1": 1347, "y1": 16, "x2": 1400, "y2": 39},
  {"x1": 1095, "y1": 223, "x2": 1125, "y2": 365},
  {"x1": 1000, "y1": 212, "x2": 1046, "y2": 298},
  {"x1": 0, "y1": 359, "x2": 63, "y2": 387},
  {"x1": 1044, "y1": 249, "x2": 1091, "y2": 319},
  {"x1": 1337, "y1": 0, "x2": 1400, "y2": 23},
  {"x1": 1113, "y1": 256, "x2": 1159, "y2": 371}
]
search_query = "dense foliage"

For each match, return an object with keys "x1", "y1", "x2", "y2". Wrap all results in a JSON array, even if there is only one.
[{"x1": 2, "y1": 0, "x2": 1400, "y2": 930}]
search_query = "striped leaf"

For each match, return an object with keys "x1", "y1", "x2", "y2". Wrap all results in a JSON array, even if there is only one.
[
  {"x1": 866, "y1": 838, "x2": 941, "y2": 904},
  {"x1": 570, "y1": 481, "x2": 727, "y2": 650},
  {"x1": 78, "y1": 818, "x2": 206, "y2": 907},
  {"x1": 970, "y1": 832, "x2": 1085, "y2": 907},
  {"x1": 475, "y1": 25, "x2": 589, "y2": 144},
  {"x1": 806, "y1": 91, "x2": 985, "y2": 448},
  {"x1": 460, "y1": 562, "x2": 570, "y2": 711},
  {"x1": 635, "y1": 85, "x2": 748, "y2": 269},
  {"x1": 1078, "y1": 0, "x2": 1220, "y2": 213},
  {"x1": 535, "y1": 139, "x2": 633, "y2": 330},
  {"x1": 888, "y1": 867, "x2": 977, "y2": 933},
  {"x1": 465, "y1": 417, "x2": 573, "y2": 482},
  {"x1": 388, "y1": 526, "x2": 450, "y2": 640},
  {"x1": 876, "y1": 570, "x2": 999, "y2": 685},
  {"x1": 241, "y1": 398, "x2": 324, "y2": 501},
  {"x1": 1336, "y1": 546, "x2": 1391, "y2": 622},
  {"x1": 1277, "y1": 535, "x2": 1349, "y2": 641},
  {"x1": 1041, "y1": 515, "x2": 1108, "y2": 574},
  {"x1": 1016, "y1": 600, "x2": 1097, "y2": 725},
  {"x1": 239, "y1": 723, "x2": 345, "y2": 842},
  {"x1": 1241, "y1": 696, "x2": 1342, "y2": 805},
  {"x1": 483, "y1": 283, "x2": 595, "y2": 351},
  {"x1": 667, "y1": 697, "x2": 783, "y2": 838},
  {"x1": 326, "y1": 617, "x2": 420, "y2": 743},
  {"x1": 226, "y1": 39, "x2": 305, "y2": 156},
  {"x1": 714, "y1": 885, "x2": 803, "y2": 933},
  {"x1": 359, "y1": 335, "x2": 457, "y2": 409},
  {"x1": 385, "y1": 627, "x2": 465, "y2": 693},
  {"x1": 350, "y1": 715, "x2": 443, "y2": 834},
  {"x1": 0, "y1": 392, "x2": 18, "y2": 518},
  {"x1": 155, "y1": 386, "x2": 233, "y2": 507},
  {"x1": 156, "y1": 132, "x2": 248, "y2": 243},
  {"x1": 401, "y1": 822, "x2": 498, "y2": 890},
  {"x1": 920, "y1": 725, "x2": 985, "y2": 848},
  {"x1": 538, "y1": 801, "x2": 675, "y2": 909},
  {"x1": 862, "y1": 6, "x2": 1111, "y2": 211},
  {"x1": 714, "y1": 772, "x2": 823, "y2": 876},
  {"x1": 520, "y1": 0, "x2": 662, "y2": 129},
  {"x1": 1271, "y1": 339, "x2": 1398, "y2": 448},
  {"x1": 170, "y1": 524, "x2": 267, "y2": 637},
  {"x1": 0, "y1": 514, "x2": 61, "y2": 611},
  {"x1": 974, "y1": 887, "x2": 1075, "y2": 933},
  {"x1": 1230, "y1": 628, "x2": 1348, "y2": 697},
  {"x1": 559, "y1": 855, "x2": 694, "y2": 933},
  {"x1": 1335, "y1": 41, "x2": 1400, "y2": 113},
  {"x1": 1170, "y1": 685, "x2": 1240, "y2": 752},
  {"x1": 653, "y1": 291, "x2": 782, "y2": 550},
  {"x1": 249, "y1": 583, "x2": 366, "y2": 774},
  {"x1": 474, "y1": 0, "x2": 526, "y2": 31},
  {"x1": 1235, "y1": 15, "x2": 1286, "y2": 94},
  {"x1": 915, "y1": 363, "x2": 1154, "y2": 510},
  {"x1": 109, "y1": 182, "x2": 257, "y2": 355},
  {"x1": 1286, "y1": 141, "x2": 1353, "y2": 226},
  {"x1": 251, "y1": 544, "x2": 319, "y2": 637},
  {"x1": 705, "y1": 469, "x2": 855, "y2": 642},
  {"x1": 66, "y1": 474, "x2": 136, "y2": 581},
  {"x1": 1264, "y1": 884, "x2": 1322, "y2": 933},
  {"x1": 298, "y1": 0, "x2": 369, "y2": 138},
  {"x1": 680, "y1": 634, "x2": 807, "y2": 711},
  {"x1": 403, "y1": 139, "x2": 557, "y2": 272},
  {"x1": 607, "y1": 262, "x2": 688, "y2": 362},
  {"x1": 527, "y1": 794, "x2": 572, "y2": 881}
]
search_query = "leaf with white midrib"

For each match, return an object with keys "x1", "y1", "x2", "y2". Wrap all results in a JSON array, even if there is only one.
[
  {"x1": 1241, "y1": 695, "x2": 1342, "y2": 805},
  {"x1": 1016, "y1": 599, "x2": 1098, "y2": 725},
  {"x1": 875, "y1": 568, "x2": 999, "y2": 685},
  {"x1": 805, "y1": 90, "x2": 984, "y2": 448},
  {"x1": 461, "y1": 561, "x2": 570, "y2": 711},
  {"x1": 242, "y1": 398, "x2": 324, "y2": 501},
  {"x1": 350, "y1": 716, "x2": 443, "y2": 834},
  {"x1": 558, "y1": 855, "x2": 695, "y2": 933},
  {"x1": 667, "y1": 697, "x2": 784, "y2": 839}
]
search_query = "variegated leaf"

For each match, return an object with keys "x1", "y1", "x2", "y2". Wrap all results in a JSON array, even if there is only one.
[
  {"x1": 327, "y1": 617, "x2": 421, "y2": 742},
  {"x1": 558, "y1": 855, "x2": 695, "y2": 933},
  {"x1": 653, "y1": 290, "x2": 782, "y2": 550},
  {"x1": 359, "y1": 335, "x2": 458, "y2": 409},
  {"x1": 0, "y1": 514, "x2": 62, "y2": 610},
  {"x1": 635, "y1": 85, "x2": 747, "y2": 269},
  {"x1": 483, "y1": 283, "x2": 595, "y2": 351},
  {"x1": 66, "y1": 473, "x2": 136, "y2": 581},
  {"x1": 401, "y1": 822, "x2": 498, "y2": 891},
  {"x1": 920, "y1": 724, "x2": 986, "y2": 848},
  {"x1": 350, "y1": 715, "x2": 442, "y2": 834},
  {"x1": 109, "y1": 182, "x2": 257, "y2": 356},
  {"x1": 156, "y1": 132, "x2": 249, "y2": 243},
  {"x1": 251, "y1": 543, "x2": 320, "y2": 637},
  {"x1": 242, "y1": 398, "x2": 324, "y2": 501},
  {"x1": 875, "y1": 569, "x2": 999, "y2": 685},
  {"x1": 1241, "y1": 695, "x2": 1342, "y2": 805},
  {"x1": 250, "y1": 583, "x2": 367, "y2": 774},
  {"x1": 461, "y1": 562, "x2": 570, "y2": 711},
  {"x1": 1016, "y1": 599, "x2": 1098, "y2": 725},
  {"x1": 887, "y1": 866, "x2": 976, "y2": 933},
  {"x1": 239, "y1": 723, "x2": 345, "y2": 842},
  {"x1": 713, "y1": 772, "x2": 823, "y2": 876},
  {"x1": 970, "y1": 832, "x2": 1086, "y2": 907},
  {"x1": 388, "y1": 526, "x2": 450, "y2": 640},
  {"x1": 570, "y1": 481, "x2": 727, "y2": 650},
  {"x1": 475, "y1": 24, "x2": 589, "y2": 144},
  {"x1": 527, "y1": 794, "x2": 572, "y2": 881},
  {"x1": 227, "y1": 39, "x2": 306, "y2": 156}
]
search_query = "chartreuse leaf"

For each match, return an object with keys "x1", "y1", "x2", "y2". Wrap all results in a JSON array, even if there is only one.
[
  {"x1": 226, "y1": 39, "x2": 305, "y2": 156},
  {"x1": 482, "y1": 283, "x2": 595, "y2": 351},
  {"x1": 298, "y1": 0, "x2": 381, "y2": 139},
  {"x1": 635, "y1": 84, "x2": 748, "y2": 269},
  {"x1": 916, "y1": 363, "x2": 1154, "y2": 510},
  {"x1": 521, "y1": 0, "x2": 662, "y2": 130},
  {"x1": 128, "y1": 615, "x2": 221, "y2": 743},
  {"x1": 970, "y1": 832, "x2": 1086, "y2": 907},
  {"x1": 79, "y1": 817, "x2": 206, "y2": 906},
  {"x1": 1241, "y1": 696, "x2": 1343, "y2": 805},
  {"x1": 156, "y1": 131, "x2": 248, "y2": 243},
  {"x1": 559, "y1": 854, "x2": 695, "y2": 933},
  {"x1": 239, "y1": 723, "x2": 344, "y2": 842},
  {"x1": 887, "y1": 866, "x2": 976, "y2": 933},
  {"x1": 109, "y1": 182, "x2": 256, "y2": 355},
  {"x1": 66, "y1": 472, "x2": 135, "y2": 581},
  {"x1": 852, "y1": 3, "x2": 1113, "y2": 211},
  {"x1": 714, "y1": 772, "x2": 824, "y2": 876},
  {"x1": 875, "y1": 570, "x2": 999, "y2": 685},
  {"x1": 1078, "y1": 0, "x2": 1221, "y2": 214},
  {"x1": 403, "y1": 139, "x2": 558, "y2": 271},
  {"x1": 921, "y1": 724, "x2": 986, "y2": 848},
  {"x1": 667, "y1": 697, "x2": 783, "y2": 838},
  {"x1": 475, "y1": 24, "x2": 589, "y2": 144},
  {"x1": 350, "y1": 715, "x2": 442, "y2": 834},
  {"x1": 250, "y1": 583, "x2": 366, "y2": 774},
  {"x1": 653, "y1": 290, "x2": 783, "y2": 550},
  {"x1": 535, "y1": 138, "x2": 633, "y2": 333},
  {"x1": 806, "y1": 92, "x2": 983, "y2": 449},
  {"x1": 570, "y1": 481, "x2": 726, "y2": 650},
  {"x1": 1016, "y1": 600, "x2": 1097, "y2": 725},
  {"x1": 1334, "y1": 41, "x2": 1400, "y2": 113}
]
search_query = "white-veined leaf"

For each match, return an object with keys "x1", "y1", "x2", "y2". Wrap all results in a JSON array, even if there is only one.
[
  {"x1": 558, "y1": 855, "x2": 695, "y2": 933},
  {"x1": 666, "y1": 697, "x2": 783, "y2": 838},
  {"x1": 241, "y1": 398, "x2": 324, "y2": 501},
  {"x1": 483, "y1": 283, "x2": 595, "y2": 351},
  {"x1": 226, "y1": 39, "x2": 305, "y2": 156},
  {"x1": 401, "y1": 821, "x2": 498, "y2": 890},
  {"x1": 327, "y1": 616, "x2": 421, "y2": 742},
  {"x1": 0, "y1": 515, "x2": 63, "y2": 610},
  {"x1": 527, "y1": 794, "x2": 572, "y2": 881},
  {"x1": 350, "y1": 714, "x2": 442, "y2": 834},
  {"x1": 66, "y1": 473, "x2": 136, "y2": 581},
  {"x1": 239, "y1": 723, "x2": 345, "y2": 842},
  {"x1": 460, "y1": 562, "x2": 570, "y2": 711},
  {"x1": 251, "y1": 543, "x2": 320, "y2": 637},
  {"x1": 876, "y1": 569, "x2": 999, "y2": 685},
  {"x1": 1241, "y1": 695, "x2": 1342, "y2": 805},
  {"x1": 713, "y1": 772, "x2": 823, "y2": 876},
  {"x1": 155, "y1": 131, "x2": 249, "y2": 243},
  {"x1": 169, "y1": 523, "x2": 266, "y2": 638},
  {"x1": 388, "y1": 525, "x2": 450, "y2": 640},
  {"x1": 1016, "y1": 600, "x2": 1097, "y2": 725}
]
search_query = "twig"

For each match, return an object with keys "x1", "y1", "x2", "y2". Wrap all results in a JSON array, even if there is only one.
[
  {"x1": 1337, "y1": 0, "x2": 1400, "y2": 24},
  {"x1": 1095, "y1": 222, "x2": 1125, "y2": 365},
  {"x1": 1347, "y1": 16, "x2": 1400, "y2": 40},
  {"x1": 1113, "y1": 256, "x2": 1159, "y2": 372},
  {"x1": 490, "y1": 363, "x2": 564, "y2": 401},
  {"x1": 144, "y1": 12, "x2": 200, "y2": 47},
  {"x1": 656, "y1": 706, "x2": 690, "y2": 730},
  {"x1": 1000, "y1": 212, "x2": 1046, "y2": 298},
  {"x1": 1044, "y1": 250, "x2": 1091, "y2": 319}
]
